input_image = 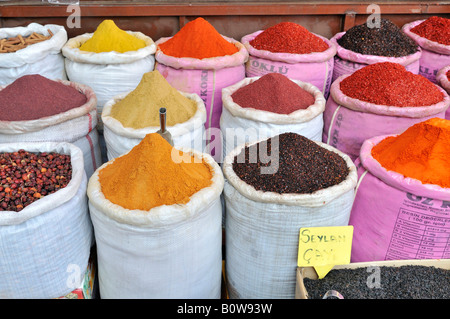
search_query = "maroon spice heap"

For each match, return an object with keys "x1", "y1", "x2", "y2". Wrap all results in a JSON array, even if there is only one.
[
  {"x1": 0, "y1": 74, "x2": 87, "y2": 121},
  {"x1": 410, "y1": 16, "x2": 450, "y2": 46},
  {"x1": 249, "y1": 22, "x2": 329, "y2": 54},
  {"x1": 447, "y1": 70, "x2": 450, "y2": 82},
  {"x1": 339, "y1": 62, "x2": 444, "y2": 107},
  {"x1": 0, "y1": 150, "x2": 72, "y2": 212},
  {"x1": 232, "y1": 132, "x2": 349, "y2": 194},
  {"x1": 231, "y1": 73, "x2": 316, "y2": 114}
]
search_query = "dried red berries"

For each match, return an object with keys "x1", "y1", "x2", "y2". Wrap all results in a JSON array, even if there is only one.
[{"x1": 0, "y1": 150, "x2": 72, "y2": 212}]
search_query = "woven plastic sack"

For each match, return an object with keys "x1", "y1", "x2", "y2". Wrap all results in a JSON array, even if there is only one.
[
  {"x1": 330, "y1": 31, "x2": 421, "y2": 83},
  {"x1": 437, "y1": 65, "x2": 450, "y2": 94},
  {"x1": 349, "y1": 135, "x2": 450, "y2": 262},
  {"x1": 403, "y1": 20, "x2": 450, "y2": 84},
  {"x1": 241, "y1": 30, "x2": 336, "y2": 98},
  {"x1": 0, "y1": 80, "x2": 101, "y2": 178},
  {"x1": 0, "y1": 142, "x2": 92, "y2": 299},
  {"x1": 0, "y1": 23, "x2": 67, "y2": 85},
  {"x1": 62, "y1": 31, "x2": 156, "y2": 127},
  {"x1": 87, "y1": 148, "x2": 224, "y2": 299},
  {"x1": 322, "y1": 74, "x2": 450, "y2": 161},
  {"x1": 220, "y1": 76, "x2": 325, "y2": 160},
  {"x1": 101, "y1": 91, "x2": 207, "y2": 160},
  {"x1": 155, "y1": 35, "x2": 248, "y2": 133},
  {"x1": 222, "y1": 138, "x2": 357, "y2": 299}
]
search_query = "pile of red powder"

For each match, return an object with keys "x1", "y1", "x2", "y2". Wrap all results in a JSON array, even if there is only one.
[
  {"x1": 231, "y1": 73, "x2": 316, "y2": 114},
  {"x1": 0, "y1": 74, "x2": 87, "y2": 121},
  {"x1": 249, "y1": 22, "x2": 329, "y2": 54},
  {"x1": 410, "y1": 16, "x2": 450, "y2": 46},
  {"x1": 339, "y1": 62, "x2": 444, "y2": 107}
]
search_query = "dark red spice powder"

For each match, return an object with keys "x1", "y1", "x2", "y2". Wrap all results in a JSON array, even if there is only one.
[
  {"x1": 249, "y1": 22, "x2": 329, "y2": 54},
  {"x1": 340, "y1": 62, "x2": 444, "y2": 107},
  {"x1": 0, "y1": 74, "x2": 87, "y2": 121},
  {"x1": 447, "y1": 70, "x2": 450, "y2": 82},
  {"x1": 410, "y1": 16, "x2": 450, "y2": 46},
  {"x1": 231, "y1": 73, "x2": 316, "y2": 114}
]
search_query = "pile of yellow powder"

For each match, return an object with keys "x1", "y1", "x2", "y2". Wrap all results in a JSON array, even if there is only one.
[
  {"x1": 110, "y1": 70, "x2": 197, "y2": 129},
  {"x1": 99, "y1": 133, "x2": 213, "y2": 211},
  {"x1": 79, "y1": 20, "x2": 147, "y2": 53}
]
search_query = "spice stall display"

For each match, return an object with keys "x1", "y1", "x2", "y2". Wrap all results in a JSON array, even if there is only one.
[
  {"x1": 222, "y1": 132, "x2": 357, "y2": 298},
  {"x1": 242, "y1": 22, "x2": 336, "y2": 98},
  {"x1": 297, "y1": 259, "x2": 450, "y2": 299},
  {"x1": 0, "y1": 23, "x2": 67, "y2": 86},
  {"x1": 62, "y1": 20, "x2": 156, "y2": 129},
  {"x1": 436, "y1": 65, "x2": 450, "y2": 98},
  {"x1": 101, "y1": 70, "x2": 206, "y2": 160},
  {"x1": 403, "y1": 16, "x2": 450, "y2": 84},
  {"x1": 220, "y1": 73, "x2": 325, "y2": 159},
  {"x1": 349, "y1": 118, "x2": 450, "y2": 263},
  {"x1": 0, "y1": 74, "x2": 102, "y2": 178},
  {"x1": 323, "y1": 62, "x2": 450, "y2": 162},
  {"x1": 331, "y1": 19, "x2": 421, "y2": 83},
  {"x1": 0, "y1": 142, "x2": 93, "y2": 298},
  {"x1": 87, "y1": 133, "x2": 224, "y2": 298},
  {"x1": 155, "y1": 17, "x2": 248, "y2": 161}
]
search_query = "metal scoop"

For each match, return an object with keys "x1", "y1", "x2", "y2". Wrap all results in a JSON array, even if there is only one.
[{"x1": 156, "y1": 107, "x2": 173, "y2": 146}]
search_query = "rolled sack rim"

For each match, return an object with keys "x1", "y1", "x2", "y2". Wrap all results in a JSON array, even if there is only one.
[
  {"x1": 241, "y1": 30, "x2": 337, "y2": 64},
  {"x1": 154, "y1": 35, "x2": 249, "y2": 70},
  {"x1": 402, "y1": 20, "x2": 450, "y2": 55},
  {"x1": 61, "y1": 31, "x2": 157, "y2": 64},
  {"x1": 331, "y1": 31, "x2": 422, "y2": 66},
  {"x1": 87, "y1": 147, "x2": 224, "y2": 227},
  {"x1": 0, "y1": 141, "x2": 85, "y2": 226},
  {"x1": 0, "y1": 23, "x2": 68, "y2": 68},
  {"x1": 330, "y1": 73, "x2": 450, "y2": 118},
  {"x1": 359, "y1": 134, "x2": 450, "y2": 201},
  {"x1": 222, "y1": 136, "x2": 358, "y2": 207},
  {"x1": 0, "y1": 79, "x2": 97, "y2": 134},
  {"x1": 101, "y1": 90, "x2": 206, "y2": 139},
  {"x1": 436, "y1": 65, "x2": 450, "y2": 93},
  {"x1": 221, "y1": 76, "x2": 326, "y2": 124}
]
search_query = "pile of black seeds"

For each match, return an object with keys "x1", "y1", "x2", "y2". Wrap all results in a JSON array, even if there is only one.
[
  {"x1": 303, "y1": 265, "x2": 450, "y2": 299},
  {"x1": 232, "y1": 132, "x2": 349, "y2": 194},
  {"x1": 338, "y1": 19, "x2": 418, "y2": 57}
]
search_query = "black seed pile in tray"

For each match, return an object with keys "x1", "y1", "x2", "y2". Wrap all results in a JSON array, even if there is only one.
[
  {"x1": 303, "y1": 265, "x2": 450, "y2": 299},
  {"x1": 232, "y1": 132, "x2": 349, "y2": 194},
  {"x1": 338, "y1": 18, "x2": 418, "y2": 57}
]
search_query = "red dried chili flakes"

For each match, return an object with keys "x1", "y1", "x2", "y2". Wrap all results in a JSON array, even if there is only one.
[
  {"x1": 340, "y1": 62, "x2": 444, "y2": 107},
  {"x1": 410, "y1": 16, "x2": 450, "y2": 46},
  {"x1": 249, "y1": 22, "x2": 329, "y2": 54},
  {"x1": 447, "y1": 70, "x2": 450, "y2": 81}
]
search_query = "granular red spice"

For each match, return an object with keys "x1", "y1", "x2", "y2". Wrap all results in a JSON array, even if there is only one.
[
  {"x1": 410, "y1": 16, "x2": 450, "y2": 46},
  {"x1": 249, "y1": 22, "x2": 329, "y2": 54},
  {"x1": 447, "y1": 70, "x2": 450, "y2": 81},
  {"x1": 231, "y1": 73, "x2": 315, "y2": 114},
  {"x1": 340, "y1": 62, "x2": 444, "y2": 107},
  {"x1": 0, "y1": 74, "x2": 87, "y2": 121}
]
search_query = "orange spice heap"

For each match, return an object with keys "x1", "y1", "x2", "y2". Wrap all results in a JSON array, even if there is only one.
[
  {"x1": 371, "y1": 118, "x2": 450, "y2": 188},
  {"x1": 99, "y1": 133, "x2": 213, "y2": 210},
  {"x1": 158, "y1": 17, "x2": 239, "y2": 59}
]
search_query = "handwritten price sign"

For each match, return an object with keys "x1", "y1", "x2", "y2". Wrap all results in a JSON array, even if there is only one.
[{"x1": 297, "y1": 226, "x2": 353, "y2": 278}]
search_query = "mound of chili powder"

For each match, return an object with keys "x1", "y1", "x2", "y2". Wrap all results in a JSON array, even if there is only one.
[
  {"x1": 231, "y1": 73, "x2": 315, "y2": 114},
  {"x1": 338, "y1": 19, "x2": 418, "y2": 57},
  {"x1": 410, "y1": 16, "x2": 450, "y2": 46},
  {"x1": 0, "y1": 74, "x2": 87, "y2": 121},
  {"x1": 339, "y1": 62, "x2": 444, "y2": 107},
  {"x1": 232, "y1": 132, "x2": 349, "y2": 194},
  {"x1": 249, "y1": 22, "x2": 329, "y2": 54}
]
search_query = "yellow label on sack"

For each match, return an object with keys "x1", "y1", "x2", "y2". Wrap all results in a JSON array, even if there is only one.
[{"x1": 297, "y1": 226, "x2": 353, "y2": 278}]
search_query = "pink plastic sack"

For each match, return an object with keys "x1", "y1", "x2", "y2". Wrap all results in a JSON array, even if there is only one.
[
  {"x1": 155, "y1": 35, "x2": 248, "y2": 133},
  {"x1": 322, "y1": 75, "x2": 450, "y2": 161},
  {"x1": 437, "y1": 65, "x2": 450, "y2": 119},
  {"x1": 349, "y1": 135, "x2": 450, "y2": 263},
  {"x1": 403, "y1": 20, "x2": 450, "y2": 84},
  {"x1": 241, "y1": 30, "x2": 336, "y2": 98},
  {"x1": 331, "y1": 32, "x2": 421, "y2": 83}
]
